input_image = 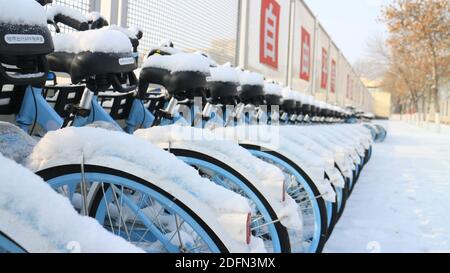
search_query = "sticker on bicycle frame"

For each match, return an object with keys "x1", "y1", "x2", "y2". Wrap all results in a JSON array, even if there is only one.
[
  {"x1": 4, "y1": 34, "x2": 45, "y2": 44},
  {"x1": 118, "y1": 57, "x2": 135, "y2": 66}
]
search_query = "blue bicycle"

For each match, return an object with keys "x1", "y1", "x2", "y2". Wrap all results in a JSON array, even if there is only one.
[{"x1": 0, "y1": 0, "x2": 252, "y2": 253}]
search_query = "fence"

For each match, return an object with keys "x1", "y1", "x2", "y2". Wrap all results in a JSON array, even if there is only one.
[{"x1": 46, "y1": 0, "x2": 374, "y2": 112}]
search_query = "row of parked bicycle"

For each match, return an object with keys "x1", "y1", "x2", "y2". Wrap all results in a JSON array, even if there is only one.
[{"x1": 0, "y1": 0, "x2": 386, "y2": 253}]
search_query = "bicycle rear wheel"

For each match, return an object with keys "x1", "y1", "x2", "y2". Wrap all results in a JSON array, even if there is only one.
[
  {"x1": 170, "y1": 149, "x2": 291, "y2": 253},
  {"x1": 242, "y1": 144, "x2": 328, "y2": 253}
]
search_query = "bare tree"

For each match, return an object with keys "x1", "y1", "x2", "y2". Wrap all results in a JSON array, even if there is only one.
[{"x1": 381, "y1": 0, "x2": 450, "y2": 129}]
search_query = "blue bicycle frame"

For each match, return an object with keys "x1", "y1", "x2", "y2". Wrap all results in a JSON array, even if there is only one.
[
  {"x1": 16, "y1": 86, "x2": 64, "y2": 132},
  {"x1": 14, "y1": 84, "x2": 156, "y2": 135}
]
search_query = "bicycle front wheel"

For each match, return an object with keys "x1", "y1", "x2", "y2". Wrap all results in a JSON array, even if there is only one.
[{"x1": 38, "y1": 165, "x2": 229, "y2": 253}]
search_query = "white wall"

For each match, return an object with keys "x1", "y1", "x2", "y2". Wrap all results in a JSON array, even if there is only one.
[{"x1": 237, "y1": 0, "x2": 374, "y2": 111}]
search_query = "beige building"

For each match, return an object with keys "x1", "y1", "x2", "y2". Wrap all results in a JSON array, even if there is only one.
[{"x1": 362, "y1": 78, "x2": 391, "y2": 119}]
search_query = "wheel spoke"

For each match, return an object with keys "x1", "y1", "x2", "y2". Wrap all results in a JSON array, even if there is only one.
[
  {"x1": 110, "y1": 185, "x2": 131, "y2": 240},
  {"x1": 101, "y1": 183, "x2": 116, "y2": 235},
  {"x1": 128, "y1": 194, "x2": 147, "y2": 237}
]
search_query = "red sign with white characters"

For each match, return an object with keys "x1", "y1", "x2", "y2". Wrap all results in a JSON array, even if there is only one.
[
  {"x1": 320, "y1": 48, "x2": 328, "y2": 89},
  {"x1": 260, "y1": 0, "x2": 280, "y2": 69},
  {"x1": 330, "y1": 59, "x2": 336, "y2": 93},
  {"x1": 300, "y1": 27, "x2": 311, "y2": 81}
]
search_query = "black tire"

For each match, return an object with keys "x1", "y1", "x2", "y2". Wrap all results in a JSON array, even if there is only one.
[
  {"x1": 350, "y1": 175, "x2": 356, "y2": 194},
  {"x1": 240, "y1": 144, "x2": 328, "y2": 253},
  {"x1": 36, "y1": 164, "x2": 229, "y2": 253},
  {"x1": 169, "y1": 149, "x2": 291, "y2": 253},
  {"x1": 334, "y1": 165, "x2": 350, "y2": 220},
  {"x1": 326, "y1": 185, "x2": 339, "y2": 239},
  {"x1": 338, "y1": 179, "x2": 351, "y2": 220},
  {"x1": 365, "y1": 146, "x2": 372, "y2": 165}
]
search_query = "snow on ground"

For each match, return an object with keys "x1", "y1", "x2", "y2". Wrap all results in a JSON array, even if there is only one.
[{"x1": 325, "y1": 121, "x2": 450, "y2": 253}]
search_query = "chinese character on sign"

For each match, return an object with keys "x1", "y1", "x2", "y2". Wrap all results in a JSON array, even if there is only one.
[
  {"x1": 260, "y1": 0, "x2": 280, "y2": 69},
  {"x1": 300, "y1": 27, "x2": 311, "y2": 81},
  {"x1": 330, "y1": 59, "x2": 336, "y2": 93},
  {"x1": 5, "y1": 34, "x2": 45, "y2": 44},
  {"x1": 320, "y1": 48, "x2": 328, "y2": 89}
]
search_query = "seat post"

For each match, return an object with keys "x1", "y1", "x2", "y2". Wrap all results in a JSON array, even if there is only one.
[{"x1": 79, "y1": 88, "x2": 94, "y2": 110}]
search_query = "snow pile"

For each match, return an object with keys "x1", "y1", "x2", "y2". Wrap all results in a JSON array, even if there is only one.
[
  {"x1": 106, "y1": 25, "x2": 140, "y2": 39},
  {"x1": 213, "y1": 125, "x2": 336, "y2": 202},
  {"x1": 317, "y1": 125, "x2": 367, "y2": 160},
  {"x1": 303, "y1": 95, "x2": 315, "y2": 105},
  {"x1": 53, "y1": 29, "x2": 133, "y2": 54},
  {"x1": 86, "y1": 12, "x2": 105, "y2": 22},
  {"x1": 291, "y1": 126, "x2": 358, "y2": 177},
  {"x1": 238, "y1": 71, "x2": 264, "y2": 86},
  {"x1": 293, "y1": 92, "x2": 310, "y2": 103},
  {"x1": 134, "y1": 125, "x2": 303, "y2": 231},
  {"x1": 0, "y1": 122, "x2": 36, "y2": 165},
  {"x1": 281, "y1": 88, "x2": 295, "y2": 100},
  {"x1": 26, "y1": 127, "x2": 264, "y2": 252},
  {"x1": 147, "y1": 45, "x2": 183, "y2": 56},
  {"x1": 0, "y1": 0, "x2": 47, "y2": 26},
  {"x1": 0, "y1": 155, "x2": 143, "y2": 253},
  {"x1": 207, "y1": 66, "x2": 240, "y2": 83},
  {"x1": 194, "y1": 51, "x2": 218, "y2": 67},
  {"x1": 46, "y1": 5, "x2": 88, "y2": 23},
  {"x1": 342, "y1": 125, "x2": 373, "y2": 149},
  {"x1": 264, "y1": 82, "x2": 283, "y2": 96},
  {"x1": 280, "y1": 126, "x2": 345, "y2": 188},
  {"x1": 143, "y1": 53, "x2": 211, "y2": 74},
  {"x1": 326, "y1": 121, "x2": 450, "y2": 253}
]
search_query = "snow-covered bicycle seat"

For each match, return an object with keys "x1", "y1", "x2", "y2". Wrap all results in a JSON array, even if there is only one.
[
  {"x1": 264, "y1": 82, "x2": 283, "y2": 106},
  {"x1": 47, "y1": 29, "x2": 136, "y2": 84},
  {"x1": 0, "y1": 0, "x2": 54, "y2": 85},
  {"x1": 310, "y1": 99, "x2": 320, "y2": 116},
  {"x1": 281, "y1": 89, "x2": 297, "y2": 114},
  {"x1": 292, "y1": 92, "x2": 304, "y2": 114},
  {"x1": 318, "y1": 102, "x2": 331, "y2": 117},
  {"x1": 206, "y1": 66, "x2": 239, "y2": 101},
  {"x1": 300, "y1": 95, "x2": 314, "y2": 114},
  {"x1": 237, "y1": 71, "x2": 265, "y2": 104},
  {"x1": 140, "y1": 52, "x2": 210, "y2": 96}
]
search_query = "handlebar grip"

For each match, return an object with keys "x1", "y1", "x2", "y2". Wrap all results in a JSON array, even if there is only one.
[
  {"x1": 90, "y1": 17, "x2": 109, "y2": 30},
  {"x1": 136, "y1": 30, "x2": 143, "y2": 40},
  {"x1": 53, "y1": 14, "x2": 89, "y2": 31}
]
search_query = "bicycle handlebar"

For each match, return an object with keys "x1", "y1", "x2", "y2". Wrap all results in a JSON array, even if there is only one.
[
  {"x1": 47, "y1": 6, "x2": 90, "y2": 32},
  {"x1": 90, "y1": 17, "x2": 109, "y2": 30},
  {"x1": 51, "y1": 14, "x2": 89, "y2": 32}
]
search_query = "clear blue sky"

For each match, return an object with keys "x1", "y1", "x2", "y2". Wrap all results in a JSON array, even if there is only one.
[{"x1": 304, "y1": 0, "x2": 391, "y2": 64}]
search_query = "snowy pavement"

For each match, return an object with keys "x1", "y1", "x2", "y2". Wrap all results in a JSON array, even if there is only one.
[{"x1": 325, "y1": 121, "x2": 450, "y2": 253}]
